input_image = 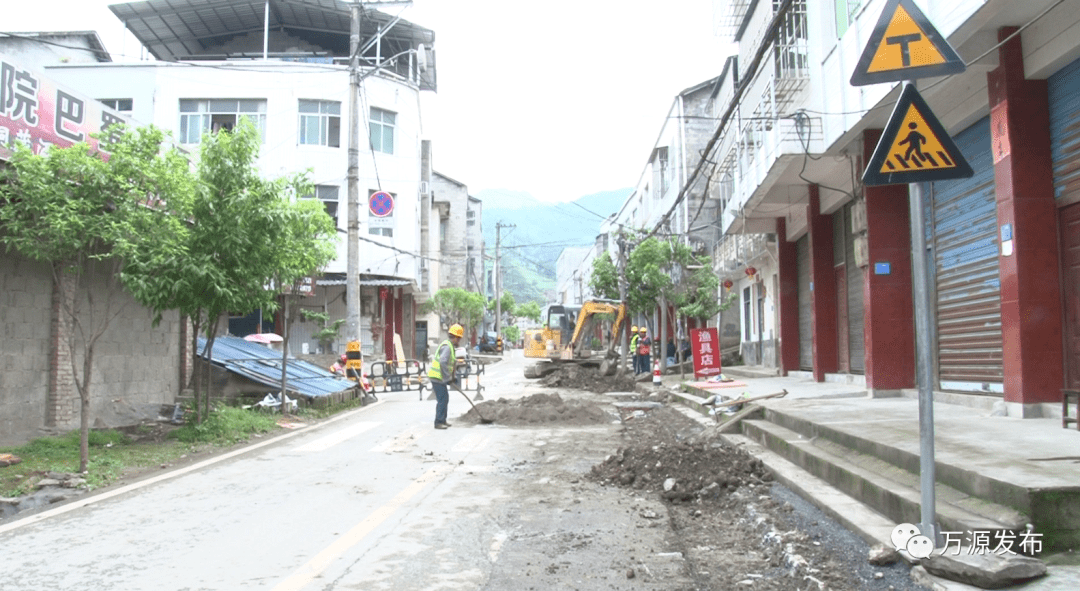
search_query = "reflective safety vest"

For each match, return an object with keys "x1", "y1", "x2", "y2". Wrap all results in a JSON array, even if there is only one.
[
  {"x1": 427, "y1": 339, "x2": 456, "y2": 382},
  {"x1": 630, "y1": 334, "x2": 639, "y2": 353}
]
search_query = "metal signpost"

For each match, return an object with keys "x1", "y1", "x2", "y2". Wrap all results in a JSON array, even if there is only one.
[{"x1": 851, "y1": 0, "x2": 970, "y2": 544}]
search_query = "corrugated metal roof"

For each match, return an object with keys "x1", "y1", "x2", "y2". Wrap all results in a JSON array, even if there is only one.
[
  {"x1": 109, "y1": 0, "x2": 434, "y2": 62},
  {"x1": 197, "y1": 335, "x2": 353, "y2": 399}
]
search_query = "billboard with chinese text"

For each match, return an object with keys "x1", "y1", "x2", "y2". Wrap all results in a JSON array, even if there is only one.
[{"x1": 0, "y1": 53, "x2": 130, "y2": 161}]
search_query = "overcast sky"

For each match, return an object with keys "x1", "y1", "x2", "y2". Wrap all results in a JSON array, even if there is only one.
[{"x1": 3, "y1": 0, "x2": 734, "y2": 203}]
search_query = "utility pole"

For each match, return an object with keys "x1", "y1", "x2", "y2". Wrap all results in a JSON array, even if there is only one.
[
  {"x1": 494, "y1": 222, "x2": 515, "y2": 335},
  {"x1": 346, "y1": 1, "x2": 411, "y2": 352},
  {"x1": 346, "y1": 1, "x2": 362, "y2": 348}
]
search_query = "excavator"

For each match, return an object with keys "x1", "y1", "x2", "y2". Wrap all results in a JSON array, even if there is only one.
[{"x1": 523, "y1": 299, "x2": 627, "y2": 378}]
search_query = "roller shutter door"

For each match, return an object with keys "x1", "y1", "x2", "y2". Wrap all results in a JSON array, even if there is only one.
[
  {"x1": 845, "y1": 204, "x2": 866, "y2": 373},
  {"x1": 796, "y1": 234, "x2": 813, "y2": 370},
  {"x1": 930, "y1": 116, "x2": 1002, "y2": 387},
  {"x1": 1049, "y1": 56, "x2": 1080, "y2": 387}
]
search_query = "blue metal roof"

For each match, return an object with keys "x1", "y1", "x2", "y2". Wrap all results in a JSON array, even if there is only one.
[{"x1": 197, "y1": 335, "x2": 354, "y2": 399}]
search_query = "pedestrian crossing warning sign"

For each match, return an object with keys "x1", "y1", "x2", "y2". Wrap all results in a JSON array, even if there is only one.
[
  {"x1": 863, "y1": 83, "x2": 973, "y2": 186},
  {"x1": 850, "y1": 0, "x2": 965, "y2": 86}
]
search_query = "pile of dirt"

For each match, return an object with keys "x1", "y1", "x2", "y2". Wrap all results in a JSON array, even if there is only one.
[
  {"x1": 460, "y1": 393, "x2": 614, "y2": 426},
  {"x1": 588, "y1": 433, "x2": 770, "y2": 503},
  {"x1": 537, "y1": 364, "x2": 637, "y2": 393},
  {"x1": 586, "y1": 404, "x2": 921, "y2": 590}
]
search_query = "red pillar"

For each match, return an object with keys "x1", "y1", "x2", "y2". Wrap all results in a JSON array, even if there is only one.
[
  {"x1": 776, "y1": 217, "x2": 800, "y2": 375},
  {"x1": 862, "y1": 129, "x2": 916, "y2": 394},
  {"x1": 808, "y1": 185, "x2": 838, "y2": 382},
  {"x1": 987, "y1": 27, "x2": 1063, "y2": 405}
]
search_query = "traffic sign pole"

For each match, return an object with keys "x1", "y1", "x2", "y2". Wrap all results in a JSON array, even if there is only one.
[{"x1": 908, "y1": 178, "x2": 939, "y2": 545}]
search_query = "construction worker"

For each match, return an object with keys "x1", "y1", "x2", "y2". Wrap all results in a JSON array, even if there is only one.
[
  {"x1": 427, "y1": 323, "x2": 464, "y2": 429},
  {"x1": 630, "y1": 326, "x2": 640, "y2": 374},
  {"x1": 638, "y1": 326, "x2": 651, "y2": 376}
]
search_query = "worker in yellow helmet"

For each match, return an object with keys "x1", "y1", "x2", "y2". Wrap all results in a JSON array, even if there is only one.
[
  {"x1": 630, "y1": 326, "x2": 640, "y2": 374},
  {"x1": 427, "y1": 323, "x2": 464, "y2": 429}
]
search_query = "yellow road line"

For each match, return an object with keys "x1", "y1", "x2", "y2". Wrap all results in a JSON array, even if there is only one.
[{"x1": 272, "y1": 465, "x2": 451, "y2": 591}]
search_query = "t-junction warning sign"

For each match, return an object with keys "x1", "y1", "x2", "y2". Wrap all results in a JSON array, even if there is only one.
[
  {"x1": 863, "y1": 83, "x2": 973, "y2": 186},
  {"x1": 850, "y1": 0, "x2": 965, "y2": 86}
]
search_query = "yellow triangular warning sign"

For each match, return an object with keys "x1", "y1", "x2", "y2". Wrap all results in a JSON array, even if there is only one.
[
  {"x1": 850, "y1": 0, "x2": 965, "y2": 86},
  {"x1": 863, "y1": 84, "x2": 973, "y2": 186}
]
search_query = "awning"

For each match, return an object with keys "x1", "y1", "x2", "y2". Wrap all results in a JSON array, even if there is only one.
[
  {"x1": 197, "y1": 335, "x2": 353, "y2": 399},
  {"x1": 316, "y1": 276, "x2": 412, "y2": 287}
]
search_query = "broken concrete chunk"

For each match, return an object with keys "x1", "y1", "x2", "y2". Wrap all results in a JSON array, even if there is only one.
[
  {"x1": 869, "y1": 544, "x2": 900, "y2": 565},
  {"x1": 921, "y1": 551, "x2": 1046, "y2": 589}
]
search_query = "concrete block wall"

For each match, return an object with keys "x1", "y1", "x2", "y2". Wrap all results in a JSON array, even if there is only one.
[
  {"x1": 0, "y1": 255, "x2": 53, "y2": 446},
  {"x1": 0, "y1": 252, "x2": 184, "y2": 447}
]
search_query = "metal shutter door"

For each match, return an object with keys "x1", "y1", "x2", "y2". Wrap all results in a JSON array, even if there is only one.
[
  {"x1": 845, "y1": 205, "x2": 866, "y2": 373},
  {"x1": 931, "y1": 116, "x2": 1003, "y2": 387},
  {"x1": 796, "y1": 234, "x2": 813, "y2": 370},
  {"x1": 1050, "y1": 55, "x2": 1080, "y2": 204}
]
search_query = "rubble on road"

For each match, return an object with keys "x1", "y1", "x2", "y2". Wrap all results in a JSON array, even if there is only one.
[{"x1": 460, "y1": 393, "x2": 614, "y2": 426}]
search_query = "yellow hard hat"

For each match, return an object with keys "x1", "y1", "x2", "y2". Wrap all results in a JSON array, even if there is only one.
[
  {"x1": 448, "y1": 324, "x2": 464, "y2": 338},
  {"x1": 631, "y1": 325, "x2": 638, "y2": 332},
  {"x1": 639, "y1": 326, "x2": 647, "y2": 333}
]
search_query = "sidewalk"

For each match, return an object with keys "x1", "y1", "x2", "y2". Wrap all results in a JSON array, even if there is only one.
[{"x1": 654, "y1": 369, "x2": 1080, "y2": 590}]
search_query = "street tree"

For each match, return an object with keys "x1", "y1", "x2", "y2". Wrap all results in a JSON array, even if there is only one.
[
  {"x1": 515, "y1": 301, "x2": 542, "y2": 324},
  {"x1": 264, "y1": 181, "x2": 338, "y2": 411},
  {"x1": 0, "y1": 125, "x2": 195, "y2": 472},
  {"x1": 421, "y1": 287, "x2": 486, "y2": 343}
]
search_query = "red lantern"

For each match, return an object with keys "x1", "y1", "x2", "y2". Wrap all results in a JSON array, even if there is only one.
[
  {"x1": 722, "y1": 279, "x2": 734, "y2": 290},
  {"x1": 745, "y1": 266, "x2": 757, "y2": 277}
]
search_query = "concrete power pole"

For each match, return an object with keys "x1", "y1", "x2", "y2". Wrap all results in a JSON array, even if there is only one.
[
  {"x1": 494, "y1": 222, "x2": 514, "y2": 335},
  {"x1": 346, "y1": 2, "x2": 362, "y2": 347}
]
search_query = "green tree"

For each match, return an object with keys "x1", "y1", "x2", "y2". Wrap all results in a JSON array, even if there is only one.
[
  {"x1": 588, "y1": 252, "x2": 619, "y2": 300},
  {"x1": 0, "y1": 125, "x2": 195, "y2": 472},
  {"x1": 126, "y1": 118, "x2": 324, "y2": 422},
  {"x1": 515, "y1": 301, "x2": 542, "y2": 324},
  {"x1": 501, "y1": 325, "x2": 521, "y2": 345},
  {"x1": 487, "y1": 292, "x2": 516, "y2": 317},
  {"x1": 266, "y1": 187, "x2": 338, "y2": 411},
  {"x1": 421, "y1": 287, "x2": 486, "y2": 343}
]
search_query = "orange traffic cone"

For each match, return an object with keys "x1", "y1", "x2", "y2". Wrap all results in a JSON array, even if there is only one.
[{"x1": 653, "y1": 358, "x2": 662, "y2": 385}]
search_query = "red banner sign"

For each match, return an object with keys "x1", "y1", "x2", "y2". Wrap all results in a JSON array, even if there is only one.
[
  {"x1": 0, "y1": 54, "x2": 131, "y2": 161},
  {"x1": 690, "y1": 327, "x2": 722, "y2": 379}
]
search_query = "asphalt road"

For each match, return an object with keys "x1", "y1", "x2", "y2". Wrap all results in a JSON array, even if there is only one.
[{"x1": 0, "y1": 352, "x2": 692, "y2": 591}]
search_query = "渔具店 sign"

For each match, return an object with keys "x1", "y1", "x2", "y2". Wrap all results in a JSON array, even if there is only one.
[{"x1": 690, "y1": 327, "x2": 722, "y2": 379}]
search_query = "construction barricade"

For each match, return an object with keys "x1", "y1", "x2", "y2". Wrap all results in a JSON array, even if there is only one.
[
  {"x1": 367, "y1": 359, "x2": 427, "y2": 400},
  {"x1": 453, "y1": 358, "x2": 486, "y2": 400}
]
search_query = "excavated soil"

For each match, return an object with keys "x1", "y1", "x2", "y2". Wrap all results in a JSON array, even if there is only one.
[
  {"x1": 537, "y1": 364, "x2": 639, "y2": 393},
  {"x1": 460, "y1": 393, "x2": 615, "y2": 426},
  {"x1": 586, "y1": 404, "x2": 925, "y2": 591}
]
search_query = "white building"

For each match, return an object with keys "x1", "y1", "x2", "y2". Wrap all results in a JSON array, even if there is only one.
[{"x1": 45, "y1": 0, "x2": 444, "y2": 361}]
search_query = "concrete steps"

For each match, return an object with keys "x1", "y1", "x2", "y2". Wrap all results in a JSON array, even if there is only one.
[{"x1": 741, "y1": 416, "x2": 1027, "y2": 538}]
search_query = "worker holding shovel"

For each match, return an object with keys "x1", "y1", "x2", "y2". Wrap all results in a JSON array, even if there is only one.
[{"x1": 427, "y1": 324, "x2": 464, "y2": 429}]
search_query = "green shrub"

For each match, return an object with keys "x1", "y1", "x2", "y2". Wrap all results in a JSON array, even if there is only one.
[{"x1": 171, "y1": 405, "x2": 279, "y2": 444}]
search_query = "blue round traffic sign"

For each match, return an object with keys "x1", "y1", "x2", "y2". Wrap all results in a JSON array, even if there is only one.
[{"x1": 369, "y1": 191, "x2": 394, "y2": 217}]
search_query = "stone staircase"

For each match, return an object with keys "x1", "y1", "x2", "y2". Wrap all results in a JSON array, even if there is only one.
[
  {"x1": 735, "y1": 406, "x2": 1027, "y2": 540},
  {"x1": 672, "y1": 388, "x2": 1033, "y2": 551}
]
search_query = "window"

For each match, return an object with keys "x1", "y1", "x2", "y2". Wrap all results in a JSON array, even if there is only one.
[
  {"x1": 99, "y1": 98, "x2": 132, "y2": 113},
  {"x1": 298, "y1": 99, "x2": 340, "y2": 147},
  {"x1": 304, "y1": 185, "x2": 340, "y2": 225},
  {"x1": 467, "y1": 209, "x2": 476, "y2": 227},
  {"x1": 370, "y1": 227, "x2": 393, "y2": 237},
  {"x1": 369, "y1": 107, "x2": 396, "y2": 154},
  {"x1": 179, "y1": 99, "x2": 266, "y2": 144},
  {"x1": 835, "y1": 0, "x2": 861, "y2": 38}
]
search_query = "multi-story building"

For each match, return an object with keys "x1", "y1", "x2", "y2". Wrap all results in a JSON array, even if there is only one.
[
  {"x1": 705, "y1": 0, "x2": 1080, "y2": 416},
  {"x1": 593, "y1": 67, "x2": 743, "y2": 350},
  {"x1": 44, "y1": 0, "x2": 447, "y2": 361}
]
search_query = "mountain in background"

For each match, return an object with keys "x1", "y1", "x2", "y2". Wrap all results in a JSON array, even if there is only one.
[{"x1": 477, "y1": 188, "x2": 630, "y2": 307}]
